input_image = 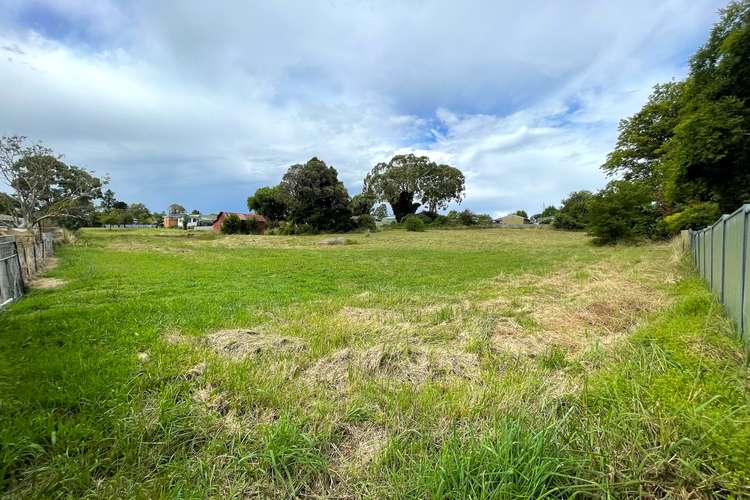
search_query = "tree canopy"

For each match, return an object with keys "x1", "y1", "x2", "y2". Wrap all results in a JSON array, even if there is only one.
[
  {"x1": 279, "y1": 157, "x2": 353, "y2": 231},
  {"x1": 168, "y1": 203, "x2": 186, "y2": 215},
  {"x1": 553, "y1": 191, "x2": 592, "y2": 230},
  {"x1": 247, "y1": 185, "x2": 288, "y2": 224},
  {"x1": 363, "y1": 154, "x2": 465, "y2": 222},
  {"x1": 0, "y1": 136, "x2": 106, "y2": 229},
  {"x1": 581, "y1": 1, "x2": 750, "y2": 242}
]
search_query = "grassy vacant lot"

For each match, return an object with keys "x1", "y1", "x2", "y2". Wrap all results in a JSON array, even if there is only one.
[{"x1": 1, "y1": 228, "x2": 749, "y2": 498}]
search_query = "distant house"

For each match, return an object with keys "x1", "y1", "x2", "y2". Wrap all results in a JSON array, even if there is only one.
[
  {"x1": 211, "y1": 212, "x2": 268, "y2": 234},
  {"x1": 176, "y1": 214, "x2": 216, "y2": 230},
  {"x1": 163, "y1": 215, "x2": 180, "y2": 228},
  {"x1": 498, "y1": 214, "x2": 526, "y2": 225}
]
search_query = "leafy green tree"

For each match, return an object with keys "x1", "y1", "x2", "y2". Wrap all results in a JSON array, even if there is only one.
[
  {"x1": 127, "y1": 203, "x2": 151, "y2": 224},
  {"x1": 587, "y1": 181, "x2": 663, "y2": 244},
  {"x1": 98, "y1": 210, "x2": 123, "y2": 229},
  {"x1": 191, "y1": 209, "x2": 200, "y2": 215},
  {"x1": 279, "y1": 157, "x2": 353, "y2": 232},
  {"x1": 363, "y1": 154, "x2": 465, "y2": 222},
  {"x1": 514, "y1": 210, "x2": 528, "y2": 218},
  {"x1": 168, "y1": 203, "x2": 186, "y2": 215},
  {"x1": 350, "y1": 192, "x2": 376, "y2": 216},
  {"x1": 458, "y1": 209, "x2": 477, "y2": 226},
  {"x1": 372, "y1": 203, "x2": 388, "y2": 220},
  {"x1": 100, "y1": 189, "x2": 117, "y2": 211},
  {"x1": 0, "y1": 136, "x2": 106, "y2": 229},
  {"x1": 602, "y1": 82, "x2": 683, "y2": 186},
  {"x1": 553, "y1": 191, "x2": 593, "y2": 230},
  {"x1": 247, "y1": 185, "x2": 288, "y2": 225}
]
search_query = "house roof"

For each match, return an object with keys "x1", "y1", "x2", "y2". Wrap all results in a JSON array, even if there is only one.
[{"x1": 213, "y1": 212, "x2": 268, "y2": 224}]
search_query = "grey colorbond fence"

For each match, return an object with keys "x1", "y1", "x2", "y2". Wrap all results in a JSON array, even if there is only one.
[
  {"x1": 0, "y1": 231, "x2": 56, "y2": 308},
  {"x1": 0, "y1": 236, "x2": 24, "y2": 307},
  {"x1": 689, "y1": 204, "x2": 750, "y2": 351}
]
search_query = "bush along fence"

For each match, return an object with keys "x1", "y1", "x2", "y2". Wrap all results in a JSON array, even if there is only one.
[
  {"x1": 689, "y1": 204, "x2": 750, "y2": 351},
  {"x1": 0, "y1": 232, "x2": 55, "y2": 308}
]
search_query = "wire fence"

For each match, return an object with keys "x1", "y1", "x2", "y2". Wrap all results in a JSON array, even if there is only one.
[{"x1": 689, "y1": 204, "x2": 750, "y2": 351}]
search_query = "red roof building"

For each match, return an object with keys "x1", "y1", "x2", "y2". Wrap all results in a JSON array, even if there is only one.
[{"x1": 211, "y1": 212, "x2": 268, "y2": 234}]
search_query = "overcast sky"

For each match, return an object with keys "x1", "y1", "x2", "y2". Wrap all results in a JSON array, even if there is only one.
[{"x1": 0, "y1": 0, "x2": 726, "y2": 216}]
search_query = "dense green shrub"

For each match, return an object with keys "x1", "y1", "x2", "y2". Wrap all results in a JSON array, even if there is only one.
[
  {"x1": 356, "y1": 214, "x2": 377, "y2": 232},
  {"x1": 661, "y1": 202, "x2": 721, "y2": 233},
  {"x1": 403, "y1": 215, "x2": 426, "y2": 232},
  {"x1": 221, "y1": 214, "x2": 242, "y2": 234},
  {"x1": 554, "y1": 191, "x2": 592, "y2": 230},
  {"x1": 586, "y1": 181, "x2": 664, "y2": 244},
  {"x1": 277, "y1": 221, "x2": 318, "y2": 235},
  {"x1": 458, "y1": 209, "x2": 476, "y2": 226}
]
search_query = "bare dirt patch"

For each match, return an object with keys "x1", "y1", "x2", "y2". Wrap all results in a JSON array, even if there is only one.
[
  {"x1": 207, "y1": 329, "x2": 307, "y2": 359},
  {"x1": 28, "y1": 277, "x2": 66, "y2": 289},
  {"x1": 306, "y1": 343, "x2": 479, "y2": 390}
]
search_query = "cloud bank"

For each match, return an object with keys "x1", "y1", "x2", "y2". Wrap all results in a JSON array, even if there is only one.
[{"x1": 0, "y1": 0, "x2": 725, "y2": 215}]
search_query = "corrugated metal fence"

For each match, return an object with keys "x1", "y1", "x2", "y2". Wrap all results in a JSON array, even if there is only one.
[
  {"x1": 0, "y1": 236, "x2": 24, "y2": 307},
  {"x1": 0, "y1": 232, "x2": 56, "y2": 308},
  {"x1": 689, "y1": 204, "x2": 750, "y2": 351}
]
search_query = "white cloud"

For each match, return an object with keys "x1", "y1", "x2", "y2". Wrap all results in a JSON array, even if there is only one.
[{"x1": 0, "y1": 0, "x2": 726, "y2": 214}]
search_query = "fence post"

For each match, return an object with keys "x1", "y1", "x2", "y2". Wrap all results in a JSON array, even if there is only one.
[
  {"x1": 741, "y1": 206, "x2": 749, "y2": 339},
  {"x1": 709, "y1": 225, "x2": 714, "y2": 290},
  {"x1": 721, "y1": 216, "x2": 727, "y2": 302}
]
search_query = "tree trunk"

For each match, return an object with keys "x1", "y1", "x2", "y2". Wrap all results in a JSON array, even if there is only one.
[{"x1": 391, "y1": 191, "x2": 420, "y2": 222}]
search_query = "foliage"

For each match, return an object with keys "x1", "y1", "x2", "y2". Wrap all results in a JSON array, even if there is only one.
[
  {"x1": 403, "y1": 214, "x2": 426, "y2": 232},
  {"x1": 0, "y1": 136, "x2": 106, "y2": 229},
  {"x1": 476, "y1": 213, "x2": 493, "y2": 225},
  {"x1": 279, "y1": 157, "x2": 353, "y2": 232},
  {"x1": 350, "y1": 192, "x2": 377, "y2": 216},
  {"x1": 355, "y1": 213, "x2": 377, "y2": 232},
  {"x1": 275, "y1": 221, "x2": 318, "y2": 235},
  {"x1": 514, "y1": 210, "x2": 528, "y2": 218},
  {"x1": 660, "y1": 0, "x2": 750, "y2": 212},
  {"x1": 221, "y1": 213, "x2": 242, "y2": 234},
  {"x1": 457, "y1": 209, "x2": 476, "y2": 226},
  {"x1": 372, "y1": 203, "x2": 389, "y2": 220},
  {"x1": 662, "y1": 202, "x2": 722, "y2": 232},
  {"x1": 553, "y1": 191, "x2": 592, "y2": 230},
  {"x1": 363, "y1": 154, "x2": 465, "y2": 222},
  {"x1": 248, "y1": 186, "x2": 288, "y2": 225},
  {"x1": 168, "y1": 203, "x2": 186, "y2": 215},
  {"x1": 127, "y1": 203, "x2": 151, "y2": 224},
  {"x1": 594, "y1": 1, "x2": 750, "y2": 238},
  {"x1": 586, "y1": 181, "x2": 664, "y2": 244}
]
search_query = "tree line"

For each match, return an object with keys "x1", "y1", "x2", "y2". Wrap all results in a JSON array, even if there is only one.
[
  {"x1": 247, "y1": 154, "x2": 469, "y2": 234},
  {"x1": 552, "y1": 0, "x2": 750, "y2": 244},
  {"x1": 0, "y1": 136, "x2": 194, "y2": 231}
]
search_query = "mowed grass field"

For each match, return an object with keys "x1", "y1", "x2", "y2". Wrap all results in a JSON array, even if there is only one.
[{"x1": 1, "y1": 228, "x2": 749, "y2": 498}]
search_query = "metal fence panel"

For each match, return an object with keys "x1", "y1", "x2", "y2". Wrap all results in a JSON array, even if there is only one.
[
  {"x1": 744, "y1": 210, "x2": 750, "y2": 347},
  {"x1": 723, "y1": 212, "x2": 743, "y2": 329},
  {"x1": 0, "y1": 236, "x2": 24, "y2": 307},
  {"x1": 712, "y1": 223, "x2": 724, "y2": 296},
  {"x1": 690, "y1": 204, "x2": 750, "y2": 351}
]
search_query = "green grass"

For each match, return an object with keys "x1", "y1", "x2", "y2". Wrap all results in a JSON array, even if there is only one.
[{"x1": 0, "y1": 228, "x2": 748, "y2": 497}]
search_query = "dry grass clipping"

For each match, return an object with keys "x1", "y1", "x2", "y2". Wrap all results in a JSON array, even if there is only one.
[
  {"x1": 207, "y1": 329, "x2": 307, "y2": 359},
  {"x1": 306, "y1": 343, "x2": 479, "y2": 390},
  {"x1": 486, "y1": 256, "x2": 674, "y2": 357}
]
